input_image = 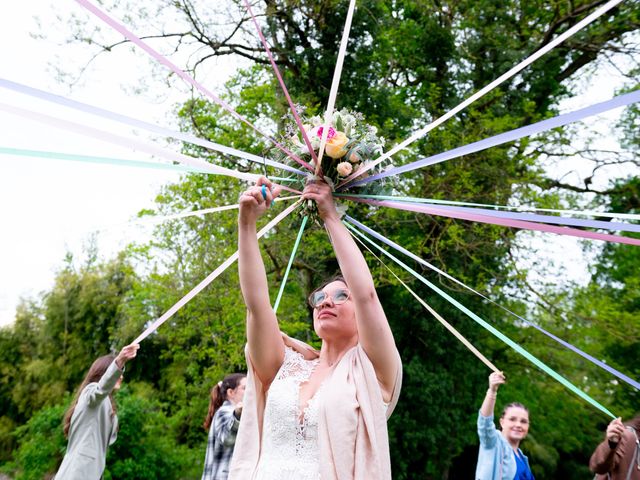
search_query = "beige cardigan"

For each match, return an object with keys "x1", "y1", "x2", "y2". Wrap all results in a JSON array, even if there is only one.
[{"x1": 229, "y1": 334, "x2": 402, "y2": 480}]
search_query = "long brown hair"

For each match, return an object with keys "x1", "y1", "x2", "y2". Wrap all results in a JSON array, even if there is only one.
[
  {"x1": 203, "y1": 373, "x2": 246, "y2": 431},
  {"x1": 63, "y1": 354, "x2": 117, "y2": 437}
]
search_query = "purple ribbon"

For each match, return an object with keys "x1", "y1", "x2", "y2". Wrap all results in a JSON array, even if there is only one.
[
  {"x1": 346, "y1": 215, "x2": 640, "y2": 391},
  {"x1": 349, "y1": 90, "x2": 640, "y2": 187},
  {"x1": 0, "y1": 78, "x2": 305, "y2": 176},
  {"x1": 343, "y1": 196, "x2": 640, "y2": 247}
]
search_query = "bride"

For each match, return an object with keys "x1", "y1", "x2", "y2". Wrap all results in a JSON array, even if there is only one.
[{"x1": 229, "y1": 177, "x2": 402, "y2": 480}]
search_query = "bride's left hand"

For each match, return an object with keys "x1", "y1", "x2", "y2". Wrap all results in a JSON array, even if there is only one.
[{"x1": 302, "y1": 181, "x2": 338, "y2": 221}]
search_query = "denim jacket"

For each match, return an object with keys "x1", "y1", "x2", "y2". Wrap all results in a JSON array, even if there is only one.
[{"x1": 476, "y1": 411, "x2": 518, "y2": 480}]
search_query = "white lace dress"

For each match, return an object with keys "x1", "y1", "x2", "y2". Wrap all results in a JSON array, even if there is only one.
[{"x1": 254, "y1": 346, "x2": 326, "y2": 480}]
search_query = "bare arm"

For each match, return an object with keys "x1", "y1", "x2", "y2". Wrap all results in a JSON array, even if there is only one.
[
  {"x1": 238, "y1": 177, "x2": 284, "y2": 386},
  {"x1": 303, "y1": 182, "x2": 398, "y2": 400}
]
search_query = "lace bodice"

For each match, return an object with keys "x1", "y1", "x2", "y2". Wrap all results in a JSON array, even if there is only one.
[{"x1": 255, "y1": 347, "x2": 325, "y2": 480}]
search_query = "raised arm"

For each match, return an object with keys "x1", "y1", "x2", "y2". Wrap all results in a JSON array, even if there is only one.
[
  {"x1": 86, "y1": 343, "x2": 139, "y2": 407},
  {"x1": 303, "y1": 181, "x2": 398, "y2": 400},
  {"x1": 477, "y1": 372, "x2": 505, "y2": 447},
  {"x1": 238, "y1": 177, "x2": 284, "y2": 386},
  {"x1": 480, "y1": 371, "x2": 505, "y2": 418},
  {"x1": 589, "y1": 417, "x2": 626, "y2": 474}
]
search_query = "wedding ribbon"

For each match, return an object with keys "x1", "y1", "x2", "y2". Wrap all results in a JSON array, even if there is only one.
[
  {"x1": 0, "y1": 102, "x2": 260, "y2": 182},
  {"x1": 345, "y1": 221, "x2": 616, "y2": 418},
  {"x1": 360, "y1": 200, "x2": 640, "y2": 234},
  {"x1": 273, "y1": 216, "x2": 309, "y2": 313},
  {"x1": 134, "y1": 199, "x2": 303, "y2": 343},
  {"x1": 74, "y1": 0, "x2": 312, "y2": 171},
  {"x1": 346, "y1": 216, "x2": 640, "y2": 391},
  {"x1": 0, "y1": 78, "x2": 304, "y2": 175},
  {"x1": 349, "y1": 90, "x2": 640, "y2": 186},
  {"x1": 336, "y1": 193, "x2": 640, "y2": 222},
  {"x1": 347, "y1": 226, "x2": 500, "y2": 372},
  {"x1": 97, "y1": 196, "x2": 301, "y2": 232},
  {"x1": 315, "y1": 0, "x2": 357, "y2": 175},
  {"x1": 339, "y1": 0, "x2": 626, "y2": 186},
  {"x1": 0, "y1": 146, "x2": 214, "y2": 175},
  {"x1": 242, "y1": 0, "x2": 316, "y2": 168},
  {"x1": 343, "y1": 196, "x2": 640, "y2": 247}
]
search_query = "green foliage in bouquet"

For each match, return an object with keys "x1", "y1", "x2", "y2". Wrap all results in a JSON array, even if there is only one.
[{"x1": 275, "y1": 107, "x2": 398, "y2": 222}]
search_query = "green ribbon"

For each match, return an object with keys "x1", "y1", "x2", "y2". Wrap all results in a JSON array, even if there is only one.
[
  {"x1": 0, "y1": 146, "x2": 213, "y2": 174},
  {"x1": 344, "y1": 220, "x2": 616, "y2": 419},
  {"x1": 273, "y1": 216, "x2": 308, "y2": 314}
]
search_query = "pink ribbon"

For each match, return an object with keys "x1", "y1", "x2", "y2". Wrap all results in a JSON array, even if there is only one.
[
  {"x1": 344, "y1": 197, "x2": 640, "y2": 247},
  {"x1": 243, "y1": 0, "x2": 317, "y2": 169},
  {"x1": 74, "y1": 0, "x2": 312, "y2": 171}
]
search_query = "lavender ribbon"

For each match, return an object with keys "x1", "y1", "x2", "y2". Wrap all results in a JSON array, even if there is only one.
[
  {"x1": 346, "y1": 215, "x2": 640, "y2": 391},
  {"x1": 350, "y1": 90, "x2": 640, "y2": 187},
  {"x1": 0, "y1": 78, "x2": 305, "y2": 176}
]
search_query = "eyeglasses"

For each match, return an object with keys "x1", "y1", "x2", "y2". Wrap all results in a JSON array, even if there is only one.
[{"x1": 308, "y1": 289, "x2": 351, "y2": 308}]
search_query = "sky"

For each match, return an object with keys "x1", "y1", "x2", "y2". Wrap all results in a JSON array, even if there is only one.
[
  {"x1": 0, "y1": 2, "x2": 636, "y2": 327},
  {"x1": 0, "y1": 1, "x2": 239, "y2": 326}
]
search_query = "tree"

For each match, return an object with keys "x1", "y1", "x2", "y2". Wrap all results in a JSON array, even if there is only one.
[{"x1": 11, "y1": 1, "x2": 639, "y2": 478}]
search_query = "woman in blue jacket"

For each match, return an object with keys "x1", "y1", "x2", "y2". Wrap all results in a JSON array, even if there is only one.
[{"x1": 476, "y1": 372, "x2": 535, "y2": 480}]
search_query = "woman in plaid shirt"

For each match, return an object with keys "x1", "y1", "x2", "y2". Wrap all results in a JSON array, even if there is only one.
[{"x1": 201, "y1": 373, "x2": 247, "y2": 480}]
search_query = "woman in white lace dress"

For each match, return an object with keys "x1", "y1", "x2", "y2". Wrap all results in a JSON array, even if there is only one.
[{"x1": 230, "y1": 177, "x2": 402, "y2": 480}]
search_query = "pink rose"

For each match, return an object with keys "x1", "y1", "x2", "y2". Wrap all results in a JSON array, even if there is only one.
[
  {"x1": 316, "y1": 126, "x2": 337, "y2": 140},
  {"x1": 348, "y1": 150, "x2": 361, "y2": 163},
  {"x1": 336, "y1": 161, "x2": 353, "y2": 177}
]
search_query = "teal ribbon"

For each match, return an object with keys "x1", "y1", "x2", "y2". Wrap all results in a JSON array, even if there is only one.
[
  {"x1": 0, "y1": 146, "x2": 213, "y2": 174},
  {"x1": 344, "y1": 220, "x2": 616, "y2": 419},
  {"x1": 273, "y1": 216, "x2": 308, "y2": 313}
]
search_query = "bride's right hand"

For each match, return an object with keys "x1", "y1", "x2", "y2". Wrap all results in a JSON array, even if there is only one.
[{"x1": 238, "y1": 176, "x2": 280, "y2": 226}]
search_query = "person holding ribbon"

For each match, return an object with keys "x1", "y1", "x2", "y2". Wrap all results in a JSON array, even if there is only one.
[
  {"x1": 201, "y1": 373, "x2": 247, "y2": 480},
  {"x1": 54, "y1": 343, "x2": 139, "y2": 480},
  {"x1": 230, "y1": 176, "x2": 402, "y2": 479},
  {"x1": 476, "y1": 371, "x2": 535, "y2": 480},
  {"x1": 589, "y1": 415, "x2": 640, "y2": 480}
]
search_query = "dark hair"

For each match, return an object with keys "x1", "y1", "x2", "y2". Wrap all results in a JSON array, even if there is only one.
[
  {"x1": 309, "y1": 274, "x2": 348, "y2": 300},
  {"x1": 63, "y1": 354, "x2": 117, "y2": 437},
  {"x1": 500, "y1": 402, "x2": 529, "y2": 419},
  {"x1": 203, "y1": 373, "x2": 246, "y2": 431}
]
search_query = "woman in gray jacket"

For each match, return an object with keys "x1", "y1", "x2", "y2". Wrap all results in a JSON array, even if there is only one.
[{"x1": 55, "y1": 343, "x2": 139, "y2": 480}]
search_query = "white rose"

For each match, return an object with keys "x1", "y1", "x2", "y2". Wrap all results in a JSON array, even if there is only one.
[{"x1": 337, "y1": 161, "x2": 353, "y2": 177}]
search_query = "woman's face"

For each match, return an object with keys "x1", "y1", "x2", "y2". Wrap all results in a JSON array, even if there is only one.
[
  {"x1": 227, "y1": 377, "x2": 247, "y2": 405},
  {"x1": 312, "y1": 281, "x2": 358, "y2": 340},
  {"x1": 499, "y1": 406, "x2": 530, "y2": 444}
]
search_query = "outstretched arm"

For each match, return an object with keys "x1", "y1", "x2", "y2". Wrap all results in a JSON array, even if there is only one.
[
  {"x1": 238, "y1": 177, "x2": 284, "y2": 387},
  {"x1": 589, "y1": 417, "x2": 626, "y2": 473},
  {"x1": 480, "y1": 371, "x2": 505, "y2": 417},
  {"x1": 303, "y1": 181, "x2": 398, "y2": 401},
  {"x1": 477, "y1": 372, "x2": 505, "y2": 447}
]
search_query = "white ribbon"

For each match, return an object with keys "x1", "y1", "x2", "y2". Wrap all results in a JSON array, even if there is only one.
[
  {"x1": 0, "y1": 102, "x2": 260, "y2": 183},
  {"x1": 133, "y1": 199, "x2": 303, "y2": 343},
  {"x1": 340, "y1": 0, "x2": 626, "y2": 185}
]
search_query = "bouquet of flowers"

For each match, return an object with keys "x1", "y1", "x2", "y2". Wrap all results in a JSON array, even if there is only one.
[{"x1": 275, "y1": 108, "x2": 396, "y2": 221}]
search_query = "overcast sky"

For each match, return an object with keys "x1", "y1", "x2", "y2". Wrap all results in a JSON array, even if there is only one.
[
  {"x1": 0, "y1": 1, "x2": 636, "y2": 328},
  {"x1": 0, "y1": 1, "x2": 238, "y2": 326}
]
